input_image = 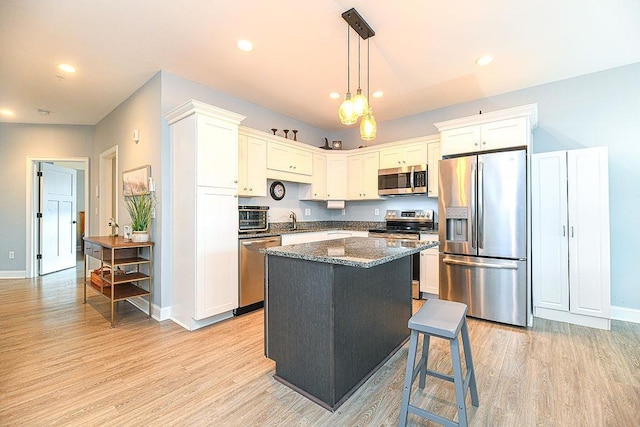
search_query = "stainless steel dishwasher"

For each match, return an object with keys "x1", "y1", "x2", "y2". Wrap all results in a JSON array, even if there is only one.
[{"x1": 235, "y1": 235, "x2": 281, "y2": 316}]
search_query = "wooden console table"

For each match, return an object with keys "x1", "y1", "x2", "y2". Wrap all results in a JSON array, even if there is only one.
[{"x1": 83, "y1": 236, "x2": 154, "y2": 327}]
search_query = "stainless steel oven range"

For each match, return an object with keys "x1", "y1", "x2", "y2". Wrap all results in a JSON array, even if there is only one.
[{"x1": 368, "y1": 209, "x2": 436, "y2": 299}]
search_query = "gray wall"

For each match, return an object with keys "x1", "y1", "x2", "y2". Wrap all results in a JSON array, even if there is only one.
[
  {"x1": 0, "y1": 124, "x2": 93, "y2": 273},
  {"x1": 332, "y1": 62, "x2": 640, "y2": 310},
  {"x1": 93, "y1": 72, "x2": 163, "y2": 305}
]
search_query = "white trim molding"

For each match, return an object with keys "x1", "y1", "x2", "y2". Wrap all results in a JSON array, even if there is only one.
[
  {"x1": 610, "y1": 305, "x2": 640, "y2": 324},
  {"x1": 0, "y1": 271, "x2": 27, "y2": 279}
]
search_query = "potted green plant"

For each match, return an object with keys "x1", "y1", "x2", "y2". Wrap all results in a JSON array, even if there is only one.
[{"x1": 124, "y1": 190, "x2": 156, "y2": 242}]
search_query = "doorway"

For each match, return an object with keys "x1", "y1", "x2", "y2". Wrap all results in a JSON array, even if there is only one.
[
  {"x1": 99, "y1": 146, "x2": 119, "y2": 236},
  {"x1": 26, "y1": 157, "x2": 89, "y2": 278}
]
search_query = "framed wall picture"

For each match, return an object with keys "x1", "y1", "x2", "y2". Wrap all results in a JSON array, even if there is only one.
[
  {"x1": 332, "y1": 140, "x2": 343, "y2": 150},
  {"x1": 123, "y1": 165, "x2": 151, "y2": 196}
]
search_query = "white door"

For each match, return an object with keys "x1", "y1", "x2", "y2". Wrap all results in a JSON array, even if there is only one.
[
  {"x1": 567, "y1": 147, "x2": 611, "y2": 318},
  {"x1": 532, "y1": 151, "x2": 569, "y2": 311},
  {"x1": 40, "y1": 162, "x2": 77, "y2": 275}
]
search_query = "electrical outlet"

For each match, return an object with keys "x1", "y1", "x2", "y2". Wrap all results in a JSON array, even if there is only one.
[
  {"x1": 305, "y1": 208, "x2": 311, "y2": 216},
  {"x1": 342, "y1": 208, "x2": 346, "y2": 216},
  {"x1": 151, "y1": 207, "x2": 156, "y2": 219},
  {"x1": 374, "y1": 208, "x2": 379, "y2": 216},
  {"x1": 9, "y1": 251, "x2": 15, "y2": 259}
]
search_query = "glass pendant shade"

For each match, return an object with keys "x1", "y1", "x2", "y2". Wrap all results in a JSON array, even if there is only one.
[
  {"x1": 338, "y1": 92, "x2": 358, "y2": 125},
  {"x1": 352, "y1": 88, "x2": 369, "y2": 117},
  {"x1": 360, "y1": 108, "x2": 377, "y2": 140}
]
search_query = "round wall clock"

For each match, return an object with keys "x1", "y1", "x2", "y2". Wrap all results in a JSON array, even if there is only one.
[{"x1": 270, "y1": 181, "x2": 286, "y2": 200}]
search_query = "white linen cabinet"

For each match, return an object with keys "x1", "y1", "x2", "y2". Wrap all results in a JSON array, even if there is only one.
[
  {"x1": 165, "y1": 100, "x2": 246, "y2": 330},
  {"x1": 532, "y1": 147, "x2": 611, "y2": 330}
]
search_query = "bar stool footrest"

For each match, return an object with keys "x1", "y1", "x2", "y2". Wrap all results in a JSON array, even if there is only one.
[{"x1": 408, "y1": 404, "x2": 460, "y2": 427}]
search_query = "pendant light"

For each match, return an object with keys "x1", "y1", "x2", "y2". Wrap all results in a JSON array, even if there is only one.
[
  {"x1": 360, "y1": 38, "x2": 377, "y2": 140},
  {"x1": 338, "y1": 8, "x2": 377, "y2": 139},
  {"x1": 338, "y1": 25, "x2": 358, "y2": 125},
  {"x1": 352, "y1": 38, "x2": 369, "y2": 117}
]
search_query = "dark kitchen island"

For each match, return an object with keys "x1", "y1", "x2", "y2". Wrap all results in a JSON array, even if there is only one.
[{"x1": 263, "y1": 236, "x2": 438, "y2": 411}]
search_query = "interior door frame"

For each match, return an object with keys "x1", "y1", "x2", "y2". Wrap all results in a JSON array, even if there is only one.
[
  {"x1": 25, "y1": 157, "x2": 89, "y2": 278},
  {"x1": 99, "y1": 146, "x2": 119, "y2": 236}
]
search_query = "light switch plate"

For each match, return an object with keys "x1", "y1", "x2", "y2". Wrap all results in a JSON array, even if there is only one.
[{"x1": 305, "y1": 208, "x2": 311, "y2": 216}]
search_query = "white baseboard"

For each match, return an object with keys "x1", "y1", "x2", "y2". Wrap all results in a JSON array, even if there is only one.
[
  {"x1": 0, "y1": 270, "x2": 27, "y2": 279},
  {"x1": 127, "y1": 296, "x2": 170, "y2": 322},
  {"x1": 611, "y1": 305, "x2": 640, "y2": 324}
]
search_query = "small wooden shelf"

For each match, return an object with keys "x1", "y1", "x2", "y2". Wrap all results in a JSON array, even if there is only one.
[
  {"x1": 88, "y1": 281, "x2": 151, "y2": 301},
  {"x1": 83, "y1": 236, "x2": 154, "y2": 327}
]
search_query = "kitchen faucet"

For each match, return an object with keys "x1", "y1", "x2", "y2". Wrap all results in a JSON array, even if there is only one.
[{"x1": 289, "y1": 211, "x2": 297, "y2": 230}]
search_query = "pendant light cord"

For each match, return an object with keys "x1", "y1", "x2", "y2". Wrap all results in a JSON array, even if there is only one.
[
  {"x1": 367, "y1": 38, "x2": 370, "y2": 102},
  {"x1": 346, "y1": 25, "x2": 351, "y2": 93},
  {"x1": 357, "y1": 38, "x2": 361, "y2": 89}
]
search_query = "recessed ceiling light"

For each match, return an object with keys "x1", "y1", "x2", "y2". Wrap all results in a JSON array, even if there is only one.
[
  {"x1": 475, "y1": 55, "x2": 493, "y2": 66},
  {"x1": 329, "y1": 92, "x2": 340, "y2": 99},
  {"x1": 237, "y1": 39, "x2": 254, "y2": 52},
  {"x1": 58, "y1": 63, "x2": 76, "y2": 73},
  {"x1": 0, "y1": 109, "x2": 15, "y2": 117},
  {"x1": 372, "y1": 91, "x2": 384, "y2": 98}
]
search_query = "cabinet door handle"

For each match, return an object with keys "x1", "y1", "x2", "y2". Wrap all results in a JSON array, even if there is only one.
[
  {"x1": 571, "y1": 226, "x2": 574, "y2": 238},
  {"x1": 233, "y1": 180, "x2": 238, "y2": 183},
  {"x1": 562, "y1": 225, "x2": 566, "y2": 237}
]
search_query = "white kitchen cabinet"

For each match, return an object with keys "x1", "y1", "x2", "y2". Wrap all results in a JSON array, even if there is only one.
[
  {"x1": 439, "y1": 118, "x2": 527, "y2": 156},
  {"x1": 426, "y1": 142, "x2": 440, "y2": 198},
  {"x1": 420, "y1": 234, "x2": 440, "y2": 295},
  {"x1": 238, "y1": 134, "x2": 267, "y2": 197},
  {"x1": 300, "y1": 153, "x2": 327, "y2": 200},
  {"x1": 435, "y1": 104, "x2": 537, "y2": 156},
  {"x1": 165, "y1": 100, "x2": 245, "y2": 331},
  {"x1": 266, "y1": 140, "x2": 313, "y2": 183},
  {"x1": 326, "y1": 155, "x2": 347, "y2": 200},
  {"x1": 379, "y1": 142, "x2": 428, "y2": 169},
  {"x1": 347, "y1": 151, "x2": 380, "y2": 200},
  {"x1": 532, "y1": 147, "x2": 611, "y2": 330}
]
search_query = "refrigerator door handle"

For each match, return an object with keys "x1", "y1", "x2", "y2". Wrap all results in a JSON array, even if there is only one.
[
  {"x1": 471, "y1": 163, "x2": 477, "y2": 249},
  {"x1": 478, "y1": 161, "x2": 484, "y2": 249},
  {"x1": 443, "y1": 257, "x2": 519, "y2": 270}
]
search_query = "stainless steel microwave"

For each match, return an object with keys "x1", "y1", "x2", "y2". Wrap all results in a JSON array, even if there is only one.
[{"x1": 378, "y1": 165, "x2": 428, "y2": 196}]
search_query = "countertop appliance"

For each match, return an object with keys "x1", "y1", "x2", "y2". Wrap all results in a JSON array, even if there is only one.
[
  {"x1": 439, "y1": 148, "x2": 527, "y2": 326},
  {"x1": 369, "y1": 209, "x2": 436, "y2": 299},
  {"x1": 236, "y1": 234, "x2": 282, "y2": 316},
  {"x1": 378, "y1": 165, "x2": 428, "y2": 196},
  {"x1": 239, "y1": 205, "x2": 269, "y2": 233}
]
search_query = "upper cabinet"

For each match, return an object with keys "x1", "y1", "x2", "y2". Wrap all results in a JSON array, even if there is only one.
[
  {"x1": 379, "y1": 142, "x2": 428, "y2": 169},
  {"x1": 326, "y1": 155, "x2": 347, "y2": 200},
  {"x1": 267, "y1": 140, "x2": 313, "y2": 183},
  {"x1": 435, "y1": 104, "x2": 538, "y2": 156},
  {"x1": 299, "y1": 153, "x2": 327, "y2": 200},
  {"x1": 238, "y1": 133, "x2": 267, "y2": 197},
  {"x1": 347, "y1": 151, "x2": 380, "y2": 200},
  {"x1": 426, "y1": 142, "x2": 440, "y2": 198}
]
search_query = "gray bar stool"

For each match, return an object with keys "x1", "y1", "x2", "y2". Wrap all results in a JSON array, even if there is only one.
[{"x1": 399, "y1": 299, "x2": 479, "y2": 427}]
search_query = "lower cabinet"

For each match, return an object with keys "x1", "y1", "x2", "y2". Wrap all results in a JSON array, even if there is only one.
[
  {"x1": 532, "y1": 147, "x2": 611, "y2": 330},
  {"x1": 419, "y1": 234, "x2": 439, "y2": 295},
  {"x1": 171, "y1": 187, "x2": 239, "y2": 330}
]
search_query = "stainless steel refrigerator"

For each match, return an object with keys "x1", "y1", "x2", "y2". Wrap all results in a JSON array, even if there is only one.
[{"x1": 438, "y1": 149, "x2": 528, "y2": 326}]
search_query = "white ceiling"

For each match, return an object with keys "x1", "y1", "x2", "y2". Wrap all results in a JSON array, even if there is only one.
[{"x1": 2, "y1": 0, "x2": 640, "y2": 130}]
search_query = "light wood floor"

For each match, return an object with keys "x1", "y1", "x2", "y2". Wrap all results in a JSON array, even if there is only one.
[{"x1": 1, "y1": 266, "x2": 639, "y2": 426}]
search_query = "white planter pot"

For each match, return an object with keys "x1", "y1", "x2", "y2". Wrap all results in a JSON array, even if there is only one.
[{"x1": 131, "y1": 231, "x2": 149, "y2": 243}]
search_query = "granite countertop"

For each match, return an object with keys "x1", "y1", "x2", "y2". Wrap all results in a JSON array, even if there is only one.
[
  {"x1": 263, "y1": 236, "x2": 439, "y2": 268},
  {"x1": 239, "y1": 221, "x2": 384, "y2": 239}
]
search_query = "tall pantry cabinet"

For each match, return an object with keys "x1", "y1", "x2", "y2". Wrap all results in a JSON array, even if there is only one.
[
  {"x1": 165, "y1": 100, "x2": 246, "y2": 330},
  {"x1": 532, "y1": 147, "x2": 611, "y2": 330}
]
